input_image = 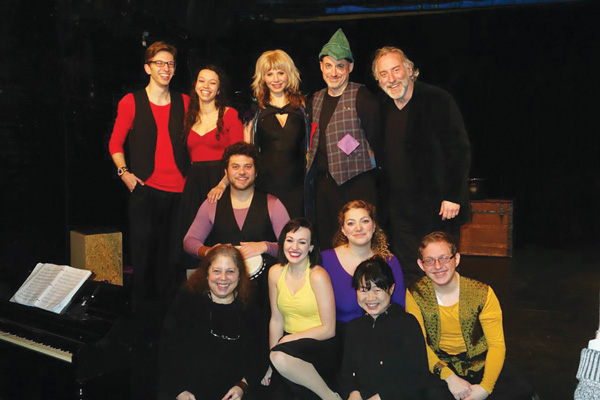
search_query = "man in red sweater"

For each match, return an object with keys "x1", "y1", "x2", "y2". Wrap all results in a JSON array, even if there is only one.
[{"x1": 109, "y1": 41, "x2": 190, "y2": 307}]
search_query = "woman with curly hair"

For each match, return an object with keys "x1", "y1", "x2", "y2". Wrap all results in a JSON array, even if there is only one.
[
  {"x1": 244, "y1": 49, "x2": 309, "y2": 218},
  {"x1": 322, "y1": 200, "x2": 406, "y2": 332},
  {"x1": 159, "y1": 245, "x2": 267, "y2": 400},
  {"x1": 181, "y1": 66, "x2": 243, "y2": 233}
]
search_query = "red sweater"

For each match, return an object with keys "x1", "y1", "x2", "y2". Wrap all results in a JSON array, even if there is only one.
[
  {"x1": 187, "y1": 107, "x2": 244, "y2": 162},
  {"x1": 109, "y1": 93, "x2": 190, "y2": 192}
]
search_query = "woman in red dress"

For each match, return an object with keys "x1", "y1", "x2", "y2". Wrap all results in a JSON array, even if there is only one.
[{"x1": 181, "y1": 66, "x2": 244, "y2": 234}]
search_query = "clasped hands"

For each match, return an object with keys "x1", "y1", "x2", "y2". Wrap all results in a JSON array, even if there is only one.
[{"x1": 445, "y1": 374, "x2": 489, "y2": 400}]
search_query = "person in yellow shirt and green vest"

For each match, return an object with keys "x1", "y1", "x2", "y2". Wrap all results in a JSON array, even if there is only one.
[{"x1": 406, "y1": 231, "x2": 534, "y2": 400}]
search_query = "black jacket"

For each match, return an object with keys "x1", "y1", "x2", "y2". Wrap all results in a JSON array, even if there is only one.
[
  {"x1": 380, "y1": 81, "x2": 471, "y2": 224},
  {"x1": 339, "y1": 303, "x2": 429, "y2": 399}
]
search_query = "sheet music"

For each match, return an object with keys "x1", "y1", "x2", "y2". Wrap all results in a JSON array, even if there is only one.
[
  {"x1": 10, "y1": 263, "x2": 53, "y2": 304},
  {"x1": 10, "y1": 263, "x2": 92, "y2": 314}
]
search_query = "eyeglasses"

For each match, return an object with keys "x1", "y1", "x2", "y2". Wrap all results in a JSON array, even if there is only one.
[
  {"x1": 146, "y1": 60, "x2": 176, "y2": 68},
  {"x1": 421, "y1": 254, "x2": 456, "y2": 267},
  {"x1": 209, "y1": 310, "x2": 240, "y2": 341}
]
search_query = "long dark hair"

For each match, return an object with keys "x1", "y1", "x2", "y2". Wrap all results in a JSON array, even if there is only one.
[
  {"x1": 182, "y1": 65, "x2": 229, "y2": 144},
  {"x1": 185, "y1": 244, "x2": 252, "y2": 307}
]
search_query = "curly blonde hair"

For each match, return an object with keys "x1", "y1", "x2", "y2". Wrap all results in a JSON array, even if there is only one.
[
  {"x1": 332, "y1": 200, "x2": 393, "y2": 260},
  {"x1": 251, "y1": 49, "x2": 305, "y2": 109}
]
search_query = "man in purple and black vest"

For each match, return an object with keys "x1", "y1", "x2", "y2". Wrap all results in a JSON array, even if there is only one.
[
  {"x1": 183, "y1": 142, "x2": 290, "y2": 310},
  {"x1": 306, "y1": 29, "x2": 381, "y2": 250}
]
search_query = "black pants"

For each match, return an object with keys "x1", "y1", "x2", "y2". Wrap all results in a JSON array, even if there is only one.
[
  {"x1": 423, "y1": 361, "x2": 534, "y2": 400},
  {"x1": 388, "y1": 207, "x2": 462, "y2": 288},
  {"x1": 314, "y1": 170, "x2": 377, "y2": 250},
  {"x1": 129, "y1": 184, "x2": 185, "y2": 308}
]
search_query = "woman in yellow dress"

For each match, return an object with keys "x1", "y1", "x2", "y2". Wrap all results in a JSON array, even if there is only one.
[{"x1": 262, "y1": 218, "x2": 341, "y2": 399}]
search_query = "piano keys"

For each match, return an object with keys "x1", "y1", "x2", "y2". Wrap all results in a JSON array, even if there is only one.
[
  {"x1": 0, "y1": 277, "x2": 134, "y2": 399},
  {"x1": 0, "y1": 329, "x2": 73, "y2": 362}
]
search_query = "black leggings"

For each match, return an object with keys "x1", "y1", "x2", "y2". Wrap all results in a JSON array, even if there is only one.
[{"x1": 423, "y1": 360, "x2": 534, "y2": 400}]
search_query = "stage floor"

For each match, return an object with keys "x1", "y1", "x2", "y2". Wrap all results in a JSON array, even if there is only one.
[
  {"x1": 460, "y1": 244, "x2": 599, "y2": 399},
  {"x1": 1, "y1": 244, "x2": 597, "y2": 399}
]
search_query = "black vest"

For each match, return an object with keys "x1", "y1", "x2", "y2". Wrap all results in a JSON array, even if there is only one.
[
  {"x1": 130, "y1": 89, "x2": 189, "y2": 181},
  {"x1": 206, "y1": 188, "x2": 277, "y2": 246}
]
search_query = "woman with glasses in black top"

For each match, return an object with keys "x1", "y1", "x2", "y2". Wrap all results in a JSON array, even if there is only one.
[{"x1": 159, "y1": 245, "x2": 267, "y2": 400}]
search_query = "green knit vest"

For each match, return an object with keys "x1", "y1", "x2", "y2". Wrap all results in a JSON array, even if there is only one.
[{"x1": 411, "y1": 275, "x2": 489, "y2": 377}]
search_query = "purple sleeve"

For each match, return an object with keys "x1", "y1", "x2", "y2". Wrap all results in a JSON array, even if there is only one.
[
  {"x1": 183, "y1": 200, "x2": 216, "y2": 258},
  {"x1": 266, "y1": 195, "x2": 291, "y2": 257},
  {"x1": 389, "y1": 255, "x2": 406, "y2": 308}
]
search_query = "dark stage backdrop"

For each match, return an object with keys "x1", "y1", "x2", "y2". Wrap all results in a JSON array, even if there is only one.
[{"x1": 1, "y1": 1, "x2": 598, "y2": 277}]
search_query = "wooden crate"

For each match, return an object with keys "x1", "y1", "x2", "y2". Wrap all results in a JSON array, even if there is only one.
[
  {"x1": 70, "y1": 230, "x2": 123, "y2": 285},
  {"x1": 459, "y1": 199, "x2": 513, "y2": 257}
]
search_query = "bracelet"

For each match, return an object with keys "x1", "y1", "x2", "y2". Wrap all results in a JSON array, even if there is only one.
[
  {"x1": 433, "y1": 362, "x2": 446, "y2": 377},
  {"x1": 236, "y1": 380, "x2": 249, "y2": 394},
  {"x1": 117, "y1": 166, "x2": 128, "y2": 176}
]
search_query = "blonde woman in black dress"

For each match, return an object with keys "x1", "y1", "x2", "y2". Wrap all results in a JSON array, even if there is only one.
[{"x1": 245, "y1": 49, "x2": 310, "y2": 218}]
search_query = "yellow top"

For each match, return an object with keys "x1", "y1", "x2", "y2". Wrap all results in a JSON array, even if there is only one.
[
  {"x1": 406, "y1": 288, "x2": 505, "y2": 394},
  {"x1": 277, "y1": 264, "x2": 322, "y2": 334}
]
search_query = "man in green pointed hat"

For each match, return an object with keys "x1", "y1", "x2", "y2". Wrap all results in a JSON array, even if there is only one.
[{"x1": 306, "y1": 28, "x2": 380, "y2": 250}]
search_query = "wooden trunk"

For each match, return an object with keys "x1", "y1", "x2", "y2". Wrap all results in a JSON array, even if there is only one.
[
  {"x1": 459, "y1": 199, "x2": 513, "y2": 257},
  {"x1": 70, "y1": 230, "x2": 123, "y2": 285}
]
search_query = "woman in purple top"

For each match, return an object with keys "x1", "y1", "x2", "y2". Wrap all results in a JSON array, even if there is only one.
[{"x1": 322, "y1": 200, "x2": 405, "y2": 327}]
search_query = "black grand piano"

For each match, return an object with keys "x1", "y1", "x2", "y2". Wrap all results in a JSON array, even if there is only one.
[{"x1": 0, "y1": 273, "x2": 135, "y2": 400}]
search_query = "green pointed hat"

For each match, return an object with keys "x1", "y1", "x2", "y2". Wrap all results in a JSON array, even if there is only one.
[{"x1": 319, "y1": 28, "x2": 354, "y2": 62}]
